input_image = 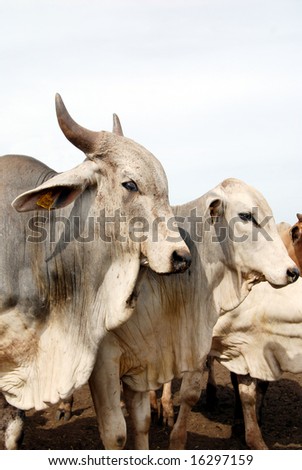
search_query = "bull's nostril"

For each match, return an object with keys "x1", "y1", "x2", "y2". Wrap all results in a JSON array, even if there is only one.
[
  {"x1": 287, "y1": 267, "x2": 300, "y2": 283},
  {"x1": 172, "y1": 249, "x2": 192, "y2": 273}
]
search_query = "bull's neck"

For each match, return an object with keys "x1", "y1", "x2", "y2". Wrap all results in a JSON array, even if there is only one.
[{"x1": 173, "y1": 198, "x2": 252, "y2": 319}]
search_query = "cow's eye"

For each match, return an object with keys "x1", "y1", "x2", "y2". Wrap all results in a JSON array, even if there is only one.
[
  {"x1": 239, "y1": 212, "x2": 252, "y2": 222},
  {"x1": 122, "y1": 181, "x2": 138, "y2": 192},
  {"x1": 239, "y1": 212, "x2": 259, "y2": 227}
]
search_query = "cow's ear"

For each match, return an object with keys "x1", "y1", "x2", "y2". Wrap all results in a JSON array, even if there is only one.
[
  {"x1": 12, "y1": 161, "x2": 97, "y2": 212},
  {"x1": 209, "y1": 198, "x2": 224, "y2": 224}
]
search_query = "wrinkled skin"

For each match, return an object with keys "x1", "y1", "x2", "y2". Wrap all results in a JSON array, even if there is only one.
[{"x1": 88, "y1": 178, "x2": 298, "y2": 450}]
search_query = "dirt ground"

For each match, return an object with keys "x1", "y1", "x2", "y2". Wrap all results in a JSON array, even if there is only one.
[{"x1": 20, "y1": 362, "x2": 302, "y2": 451}]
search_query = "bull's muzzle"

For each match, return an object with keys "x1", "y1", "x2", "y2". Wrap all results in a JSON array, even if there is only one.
[
  {"x1": 172, "y1": 248, "x2": 192, "y2": 273},
  {"x1": 287, "y1": 267, "x2": 300, "y2": 283}
]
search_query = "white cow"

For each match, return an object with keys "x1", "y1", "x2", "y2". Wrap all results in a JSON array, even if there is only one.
[
  {"x1": 209, "y1": 277, "x2": 302, "y2": 450},
  {"x1": 88, "y1": 178, "x2": 299, "y2": 450},
  {"x1": 0, "y1": 94, "x2": 191, "y2": 414},
  {"x1": 207, "y1": 216, "x2": 302, "y2": 450}
]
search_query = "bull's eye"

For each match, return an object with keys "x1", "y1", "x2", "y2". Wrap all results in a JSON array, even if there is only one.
[
  {"x1": 122, "y1": 181, "x2": 138, "y2": 192},
  {"x1": 239, "y1": 212, "x2": 252, "y2": 222},
  {"x1": 239, "y1": 212, "x2": 260, "y2": 227}
]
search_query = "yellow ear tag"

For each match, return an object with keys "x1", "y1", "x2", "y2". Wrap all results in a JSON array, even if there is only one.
[{"x1": 36, "y1": 192, "x2": 55, "y2": 209}]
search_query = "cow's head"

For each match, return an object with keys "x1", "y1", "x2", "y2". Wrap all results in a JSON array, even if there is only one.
[
  {"x1": 12, "y1": 94, "x2": 191, "y2": 276},
  {"x1": 205, "y1": 178, "x2": 299, "y2": 294},
  {"x1": 283, "y1": 213, "x2": 302, "y2": 273}
]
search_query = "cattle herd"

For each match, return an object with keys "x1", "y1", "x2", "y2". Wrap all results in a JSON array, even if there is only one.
[{"x1": 0, "y1": 95, "x2": 301, "y2": 450}]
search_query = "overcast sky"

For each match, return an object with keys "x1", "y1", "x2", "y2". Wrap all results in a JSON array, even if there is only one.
[{"x1": 1, "y1": 0, "x2": 301, "y2": 222}]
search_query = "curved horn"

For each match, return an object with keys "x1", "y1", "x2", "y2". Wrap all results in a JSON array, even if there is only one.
[
  {"x1": 55, "y1": 93, "x2": 100, "y2": 155},
  {"x1": 112, "y1": 113, "x2": 124, "y2": 136}
]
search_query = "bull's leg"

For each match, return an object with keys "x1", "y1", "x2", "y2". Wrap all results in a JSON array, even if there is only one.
[
  {"x1": 161, "y1": 381, "x2": 174, "y2": 427},
  {"x1": 206, "y1": 356, "x2": 218, "y2": 410},
  {"x1": 149, "y1": 389, "x2": 161, "y2": 425},
  {"x1": 123, "y1": 384, "x2": 151, "y2": 450},
  {"x1": 230, "y1": 372, "x2": 244, "y2": 437},
  {"x1": 0, "y1": 393, "x2": 25, "y2": 450},
  {"x1": 257, "y1": 380, "x2": 269, "y2": 426},
  {"x1": 56, "y1": 396, "x2": 74, "y2": 421},
  {"x1": 150, "y1": 382, "x2": 174, "y2": 427},
  {"x1": 169, "y1": 371, "x2": 202, "y2": 450},
  {"x1": 89, "y1": 341, "x2": 126, "y2": 450},
  {"x1": 237, "y1": 374, "x2": 268, "y2": 450}
]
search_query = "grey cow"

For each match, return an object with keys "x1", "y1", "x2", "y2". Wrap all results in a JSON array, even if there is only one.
[{"x1": 0, "y1": 94, "x2": 191, "y2": 415}]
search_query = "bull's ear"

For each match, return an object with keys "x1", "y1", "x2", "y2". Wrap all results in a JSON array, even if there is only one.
[
  {"x1": 12, "y1": 160, "x2": 97, "y2": 212},
  {"x1": 209, "y1": 198, "x2": 224, "y2": 224}
]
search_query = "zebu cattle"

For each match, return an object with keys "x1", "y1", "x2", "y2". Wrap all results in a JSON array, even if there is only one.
[
  {"x1": 0, "y1": 94, "x2": 191, "y2": 417},
  {"x1": 88, "y1": 178, "x2": 299, "y2": 450},
  {"x1": 207, "y1": 216, "x2": 302, "y2": 450},
  {"x1": 209, "y1": 276, "x2": 302, "y2": 450}
]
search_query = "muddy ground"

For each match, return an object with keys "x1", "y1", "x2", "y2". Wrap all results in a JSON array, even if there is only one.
[{"x1": 20, "y1": 362, "x2": 302, "y2": 450}]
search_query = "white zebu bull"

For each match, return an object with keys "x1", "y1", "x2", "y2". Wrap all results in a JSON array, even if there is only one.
[
  {"x1": 209, "y1": 277, "x2": 302, "y2": 450},
  {"x1": 206, "y1": 216, "x2": 302, "y2": 450},
  {"x1": 0, "y1": 94, "x2": 191, "y2": 414},
  {"x1": 87, "y1": 178, "x2": 299, "y2": 450}
]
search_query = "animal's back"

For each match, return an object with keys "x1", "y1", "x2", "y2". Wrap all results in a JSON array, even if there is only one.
[
  {"x1": 0, "y1": 155, "x2": 56, "y2": 314},
  {"x1": 0, "y1": 155, "x2": 56, "y2": 200}
]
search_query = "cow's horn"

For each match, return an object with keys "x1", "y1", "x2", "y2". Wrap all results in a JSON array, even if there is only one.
[
  {"x1": 55, "y1": 93, "x2": 100, "y2": 155},
  {"x1": 112, "y1": 113, "x2": 124, "y2": 136}
]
